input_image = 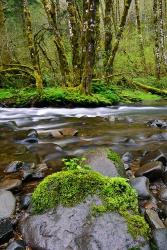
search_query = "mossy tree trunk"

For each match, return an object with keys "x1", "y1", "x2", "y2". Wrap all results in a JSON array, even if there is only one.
[
  {"x1": 66, "y1": 0, "x2": 81, "y2": 86},
  {"x1": 81, "y1": 0, "x2": 100, "y2": 95},
  {"x1": 106, "y1": 0, "x2": 133, "y2": 78},
  {"x1": 23, "y1": 0, "x2": 43, "y2": 90},
  {"x1": 104, "y1": 0, "x2": 113, "y2": 76},
  {"x1": 42, "y1": 0, "x2": 71, "y2": 86},
  {"x1": 0, "y1": 1, "x2": 13, "y2": 65},
  {"x1": 159, "y1": 0, "x2": 167, "y2": 66},
  {"x1": 153, "y1": 0, "x2": 161, "y2": 80},
  {"x1": 134, "y1": 0, "x2": 147, "y2": 72}
]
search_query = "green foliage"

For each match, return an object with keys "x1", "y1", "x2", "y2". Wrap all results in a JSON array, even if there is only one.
[{"x1": 63, "y1": 157, "x2": 91, "y2": 171}]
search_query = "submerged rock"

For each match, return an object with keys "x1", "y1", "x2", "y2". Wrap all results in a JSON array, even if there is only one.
[
  {"x1": 0, "y1": 190, "x2": 16, "y2": 219},
  {"x1": 4, "y1": 161, "x2": 23, "y2": 173},
  {"x1": 147, "y1": 120, "x2": 167, "y2": 129},
  {"x1": 135, "y1": 161, "x2": 164, "y2": 181},
  {"x1": 0, "y1": 219, "x2": 13, "y2": 244},
  {"x1": 59, "y1": 128, "x2": 78, "y2": 137},
  {"x1": 20, "y1": 197, "x2": 149, "y2": 250}
]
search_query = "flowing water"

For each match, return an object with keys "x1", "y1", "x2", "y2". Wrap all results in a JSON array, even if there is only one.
[{"x1": 0, "y1": 102, "x2": 167, "y2": 191}]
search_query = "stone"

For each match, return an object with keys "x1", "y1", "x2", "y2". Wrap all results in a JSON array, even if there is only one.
[
  {"x1": 145, "y1": 209, "x2": 165, "y2": 229},
  {"x1": 4, "y1": 161, "x2": 23, "y2": 173},
  {"x1": 50, "y1": 130, "x2": 63, "y2": 139},
  {"x1": 6, "y1": 240, "x2": 26, "y2": 250},
  {"x1": 85, "y1": 148, "x2": 119, "y2": 177},
  {"x1": 27, "y1": 129, "x2": 38, "y2": 139},
  {"x1": 122, "y1": 152, "x2": 133, "y2": 164},
  {"x1": 135, "y1": 161, "x2": 164, "y2": 181},
  {"x1": 59, "y1": 128, "x2": 78, "y2": 137},
  {"x1": 159, "y1": 188, "x2": 167, "y2": 204},
  {"x1": 0, "y1": 190, "x2": 16, "y2": 219},
  {"x1": 0, "y1": 178, "x2": 22, "y2": 191},
  {"x1": 140, "y1": 150, "x2": 167, "y2": 167},
  {"x1": 20, "y1": 194, "x2": 31, "y2": 210},
  {"x1": 147, "y1": 120, "x2": 167, "y2": 129},
  {"x1": 153, "y1": 229, "x2": 167, "y2": 250},
  {"x1": 0, "y1": 219, "x2": 13, "y2": 244},
  {"x1": 20, "y1": 197, "x2": 149, "y2": 250},
  {"x1": 130, "y1": 177, "x2": 151, "y2": 200}
]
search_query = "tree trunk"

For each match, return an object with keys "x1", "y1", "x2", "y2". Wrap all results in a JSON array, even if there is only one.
[
  {"x1": 107, "y1": 0, "x2": 133, "y2": 77},
  {"x1": 23, "y1": 0, "x2": 43, "y2": 90},
  {"x1": 0, "y1": 1, "x2": 13, "y2": 65},
  {"x1": 104, "y1": 0, "x2": 113, "y2": 76},
  {"x1": 134, "y1": 0, "x2": 147, "y2": 72},
  {"x1": 159, "y1": 0, "x2": 167, "y2": 66},
  {"x1": 66, "y1": 0, "x2": 81, "y2": 85},
  {"x1": 153, "y1": 0, "x2": 161, "y2": 80},
  {"x1": 42, "y1": 0, "x2": 71, "y2": 86},
  {"x1": 81, "y1": 0, "x2": 100, "y2": 94}
]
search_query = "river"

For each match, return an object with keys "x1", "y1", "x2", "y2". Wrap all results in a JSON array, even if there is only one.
[{"x1": 0, "y1": 102, "x2": 167, "y2": 192}]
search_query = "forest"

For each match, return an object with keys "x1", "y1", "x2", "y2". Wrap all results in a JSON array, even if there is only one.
[{"x1": 0, "y1": 0, "x2": 167, "y2": 106}]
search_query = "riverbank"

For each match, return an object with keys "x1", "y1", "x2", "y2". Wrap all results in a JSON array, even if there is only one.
[{"x1": 0, "y1": 85, "x2": 164, "y2": 108}]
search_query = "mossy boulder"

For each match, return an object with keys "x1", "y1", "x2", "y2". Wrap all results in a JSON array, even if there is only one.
[
  {"x1": 21, "y1": 196, "x2": 150, "y2": 250},
  {"x1": 20, "y1": 157, "x2": 150, "y2": 250}
]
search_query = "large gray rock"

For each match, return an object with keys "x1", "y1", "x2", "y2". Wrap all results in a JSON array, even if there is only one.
[
  {"x1": 85, "y1": 148, "x2": 122, "y2": 177},
  {"x1": 0, "y1": 190, "x2": 16, "y2": 219},
  {"x1": 153, "y1": 229, "x2": 167, "y2": 250},
  {"x1": 20, "y1": 197, "x2": 149, "y2": 250}
]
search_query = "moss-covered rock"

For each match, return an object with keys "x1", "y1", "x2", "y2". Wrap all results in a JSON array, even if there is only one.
[{"x1": 32, "y1": 167, "x2": 150, "y2": 239}]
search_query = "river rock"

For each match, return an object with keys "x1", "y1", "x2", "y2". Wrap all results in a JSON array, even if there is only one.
[
  {"x1": 0, "y1": 178, "x2": 22, "y2": 191},
  {"x1": 153, "y1": 229, "x2": 167, "y2": 250},
  {"x1": 85, "y1": 148, "x2": 120, "y2": 177},
  {"x1": 147, "y1": 120, "x2": 167, "y2": 129},
  {"x1": 0, "y1": 219, "x2": 13, "y2": 244},
  {"x1": 6, "y1": 240, "x2": 26, "y2": 250},
  {"x1": 159, "y1": 188, "x2": 167, "y2": 204},
  {"x1": 135, "y1": 161, "x2": 164, "y2": 181},
  {"x1": 0, "y1": 190, "x2": 16, "y2": 219},
  {"x1": 59, "y1": 128, "x2": 78, "y2": 137},
  {"x1": 50, "y1": 130, "x2": 63, "y2": 139},
  {"x1": 140, "y1": 150, "x2": 167, "y2": 167},
  {"x1": 145, "y1": 209, "x2": 165, "y2": 229},
  {"x1": 130, "y1": 177, "x2": 151, "y2": 200},
  {"x1": 20, "y1": 197, "x2": 149, "y2": 250},
  {"x1": 149, "y1": 133, "x2": 167, "y2": 142},
  {"x1": 122, "y1": 152, "x2": 133, "y2": 164},
  {"x1": 4, "y1": 161, "x2": 23, "y2": 173},
  {"x1": 20, "y1": 194, "x2": 31, "y2": 210}
]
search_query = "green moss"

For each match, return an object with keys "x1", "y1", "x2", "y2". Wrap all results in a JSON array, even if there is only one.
[
  {"x1": 122, "y1": 212, "x2": 150, "y2": 239},
  {"x1": 32, "y1": 165, "x2": 149, "y2": 239},
  {"x1": 107, "y1": 149, "x2": 125, "y2": 176}
]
